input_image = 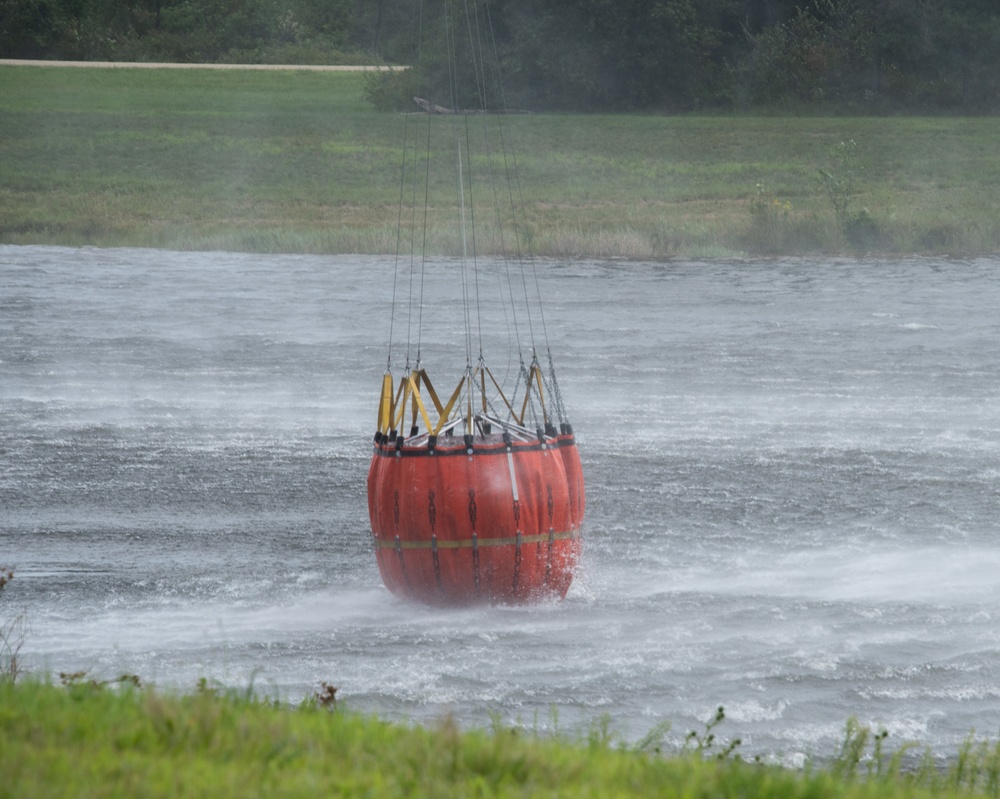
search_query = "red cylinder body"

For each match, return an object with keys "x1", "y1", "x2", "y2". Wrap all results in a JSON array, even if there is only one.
[{"x1": 368, "y1": 432, "x2": 584, "y2": 605}]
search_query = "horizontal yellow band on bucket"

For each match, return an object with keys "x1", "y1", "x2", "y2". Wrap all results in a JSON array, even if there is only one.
[{"x1": 373, "y1": 530, "x2": 579, "y2": 550}]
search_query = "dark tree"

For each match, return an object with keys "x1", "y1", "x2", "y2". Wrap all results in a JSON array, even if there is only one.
[{"x1": 3, "y1": 0, "x2": 999, "y2": 111}]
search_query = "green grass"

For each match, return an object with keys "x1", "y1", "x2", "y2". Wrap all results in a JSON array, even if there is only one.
[
  {"x1": 6, "y1": 678, "x2": 1000, "y2": 799},
  {"x1": 2, "y1": 65, "x2": 1000, "y2": 257}
]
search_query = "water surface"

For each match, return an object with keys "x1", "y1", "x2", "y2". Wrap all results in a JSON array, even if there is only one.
[{"x1": 4, "y1": 245, "x2": 1000, "y2": 762}]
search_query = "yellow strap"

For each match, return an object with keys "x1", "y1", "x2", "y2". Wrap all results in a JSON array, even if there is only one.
[
  {"x1": 416, "y1": 369, "x2": 446, "y2": 417},
  {"x1": 377, "y1": 373, "x2": 394, "y2": 433},
  {"x1": 376, "y1": 362, "x2": 547, "y2": 436},
  {"x1": 392, "y1": 374, "x2": 410, "y2": 431},
  {"x1": 518, "y1": 363, "x2": 544, "y2": 425},
  {"x1": 433, "y1": 376, "x2": 466, "y2": 435},
  {"x1": 479, "y1": 365, "x2": 488, "y2": 415},
  {"x1": 407, "y1": 371, "x2": 435, "y2": 434},
  {"x1": 531, "y1": 363, "x2": 547, "y2": 416}
]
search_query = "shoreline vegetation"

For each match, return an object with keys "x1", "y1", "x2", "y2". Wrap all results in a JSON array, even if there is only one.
[
  {"x1": 2, "y1": 64, "x2": 999, "y2": 260},
  {"x1": 5, "y1": 678, "x2": 1000, "y2": 799},
  {"x1": 7, "y1": 573, "x2": 999, "y2": 797}
]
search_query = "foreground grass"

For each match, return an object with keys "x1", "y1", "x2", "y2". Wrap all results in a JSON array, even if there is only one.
[
  {"x1": 5, "y1": 678, "x2": 1000, "y2": 799},
  {"x1": 2, "y1": 65, "x2": 999, "y2": 257}
]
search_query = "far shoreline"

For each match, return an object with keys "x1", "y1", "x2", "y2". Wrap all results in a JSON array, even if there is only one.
[
  {"x1": 4, "y1": 64, "x2": 998, "y2": 258},
  {"x1": 0, "y1": 58, "x2": 398, "y2": 71}
]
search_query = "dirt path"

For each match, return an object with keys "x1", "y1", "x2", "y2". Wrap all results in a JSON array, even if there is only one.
[{"x1": 0, "y1": 59, "x2": 396, "y2": 71}]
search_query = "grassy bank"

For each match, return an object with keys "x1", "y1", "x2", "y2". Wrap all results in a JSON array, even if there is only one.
[
  {"x1": 2, "y1": 65, "x2": 999, "y2": 257},
  {"x1": 4, "y1": 678, "x2": 1000, "y2": 799}
]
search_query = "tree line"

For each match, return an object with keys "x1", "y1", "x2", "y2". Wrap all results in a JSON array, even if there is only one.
[{"x1": 2, "y1": 0, "x2": 999, "y2": 112}]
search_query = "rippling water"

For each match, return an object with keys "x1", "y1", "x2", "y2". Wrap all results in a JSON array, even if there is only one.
[{"x1": 3, "y1": 244, "x2": 1000, "y2": 762}]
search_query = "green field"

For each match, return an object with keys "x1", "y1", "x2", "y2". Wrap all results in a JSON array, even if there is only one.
[
  {"x1": 1, "y1": 64, "x2": 999, "y2": 257},
  {"x1": 6, "y1": 677, "x2": 1000, "y2": 799}
]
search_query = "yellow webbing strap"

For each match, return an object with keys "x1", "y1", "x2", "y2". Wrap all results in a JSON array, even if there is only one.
[
  {"x1": 406, "y1": 371, "x2": 435, "y2": 434},
  {"x1": 380, "y1": 370, "x2": 468, "y2": 437},
  {"x1": 377, "y1": 363, "x2": 548, "y2": 437},
  {"x1": 377, "y1": 373, "x2": 394, "y2": 434},
  {"x1": 391, "y1": 374, "x2": 410, "y2": 432},
  {"x1": 432, "y1": 376, "x2": 466, "y2": 435},
  {"x1": 518, "y1": 362, "x2": 548, "y2": 426},
  {"x1": 416, "y1": 369, "x2": 447, "y2": 417}
]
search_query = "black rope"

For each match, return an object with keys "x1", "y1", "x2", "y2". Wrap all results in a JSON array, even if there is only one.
[
  {"x1": 389, "y1": 0, "x2": 427, "y2": 375},
  {"x1": 388, "y1": 0, "x2": 568, "y2": 435}
]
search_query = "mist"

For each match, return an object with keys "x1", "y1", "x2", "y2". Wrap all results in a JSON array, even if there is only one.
[{"x1": 5, "y1": 245, "x2": 1000, "y2": 759}]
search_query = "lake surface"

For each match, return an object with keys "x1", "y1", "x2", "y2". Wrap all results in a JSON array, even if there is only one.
[{"x1": 3, "y1": 244, "x2": 1000, "y2": 764}]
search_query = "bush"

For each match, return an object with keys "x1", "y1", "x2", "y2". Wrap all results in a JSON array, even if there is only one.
[
  {"x1": 362, "y1": 67, "x2": 418, "y2": 112},
  {"x1": 0, "y1": 566, "x2": 26, "y2": 683}
]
